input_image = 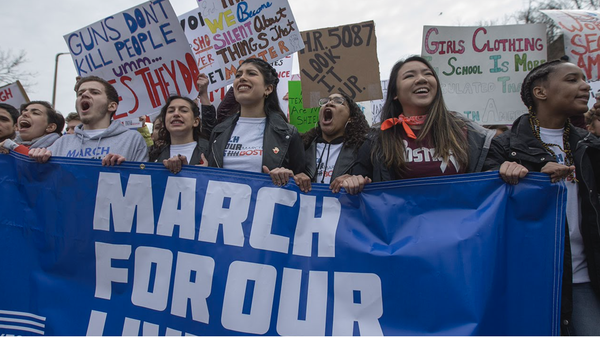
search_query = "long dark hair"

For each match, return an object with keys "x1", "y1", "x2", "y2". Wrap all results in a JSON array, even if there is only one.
[
  {"x1": 301, "y1": 92, "x2": 369, "y2": 149},
  {"x1": 157, "y1": 95, "x2": 206, "y2": 146},
  {"x1": 239, "y1": 58, "x2": 286, "y2": 120},
  {"x1": 372, "y1": 55, "x2": 468, "y2": 176}
]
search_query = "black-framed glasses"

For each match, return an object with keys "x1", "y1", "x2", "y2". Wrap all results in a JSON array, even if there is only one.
[{"x1": 318, "y1": 96, "x2": 345, "y2": 106}]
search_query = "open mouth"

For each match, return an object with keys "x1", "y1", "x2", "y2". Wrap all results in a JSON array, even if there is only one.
[
  {"x1": 19, "y1": 120, "x2": 31, "y2": 129},
  {"x1": 237, "y1": 85, "x2": 251, "y2": 92},
  {"x1": 414, "y1": 88, "x2": 429, "y2": 94},
  {"x1": 322, "y1": 108, "x2": 333, "y2": 123},
  {"x1": 81, "y1": 101, "x2": 91, "y2": 112}
]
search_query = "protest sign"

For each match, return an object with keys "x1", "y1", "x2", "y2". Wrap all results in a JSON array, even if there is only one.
[
  {"x1": 0, "y1": 81, "x2": 29, "y2": 108},
  {"x1": 181, "y1": 0, "x2": 303, "y2": 89},
  {"x1": 422, "y1": 24, "x2": 547, "y2": 125},
  {"x1": 273, "y1": 55, "x2": 294, "y2": 117},
  {"x1": 64, "y1": 0, "x2": 199, "y2": 121},
  {"x1": 178, "y1": 5, "x2": 231, "y2": 101},
  {"x1": 0, "y1": 152, "x2": 564, "y2": 335},
  {"x1": 542, "y1": 10, "x2": 600, "y2": 81},
  {"x1": 288, "y1": 80, "x2": 319, "y2": 133},
  {"x1": 298, "y1": 21, "x2": 383, "y2": 108},
  {"x1": 369, "y1": 79, "x2": 389, "y2": 126}
]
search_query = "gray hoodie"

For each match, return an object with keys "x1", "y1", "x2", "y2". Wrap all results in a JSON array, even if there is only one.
[
  {"x1": 14, "y1": 132, "x2": 61, "y2": 149},
  {"x1": 48, "y1": 121, "x2": 148, "y2": 162}
]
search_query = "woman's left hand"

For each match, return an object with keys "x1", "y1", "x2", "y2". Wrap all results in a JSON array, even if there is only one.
[
  {"x1": 163, "y1": 154, "x2": 188, "y2": 174},
  {"x1": 541, "y1": 162, "x2": 575, "y2": 183},
  {"x1": 263, "y1": 166, "x2": 293, "y2": 186}
]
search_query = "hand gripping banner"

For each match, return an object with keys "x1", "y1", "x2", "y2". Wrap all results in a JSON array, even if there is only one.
[{"x1": 0, "y1": 152, "x2": 565, "y2": 335}]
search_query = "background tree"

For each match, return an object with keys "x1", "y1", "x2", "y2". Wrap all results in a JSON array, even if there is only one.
[
  {"x1": 0, "y1": 49, "x2": 36, "y2": 88},
  {"x1": 516, "y1": 0, "x2": 599, "y2": 45}
]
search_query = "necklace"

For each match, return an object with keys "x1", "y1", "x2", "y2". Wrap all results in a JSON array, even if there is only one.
[{"x1": 528, "y1": 114, "x2": 578, "y2": 183}]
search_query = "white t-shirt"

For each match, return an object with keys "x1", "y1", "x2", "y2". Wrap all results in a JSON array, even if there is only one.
[
  {"x1": 222, "y1": 117, "x2": 266, "y2": 173},
  {"x1": 539, "y1": 127, "x2": 588, "y2": 283},
  {"x1": 169, "y1": 142, "x2": 196, "y2": 163},
  {"x1": 82, "y1": 128, "x2": 107, "y2": 138},
  {"x1": 315, "y1": 142, "x2": 343, "y2": 184}
]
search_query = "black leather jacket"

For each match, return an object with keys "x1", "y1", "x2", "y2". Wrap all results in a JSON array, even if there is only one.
[
  {"x1": 154, "y1": 138, "x2": 209, "y2": 165},
  {"x1": 304, "y1": 136, "x2": 361, "y2": 183},
  {"x1": 207, "y1": 112, "x2": 305, "y2": 174},
  {"x1": 484, "y1": 114, "x2": 600, "y2": 333}
]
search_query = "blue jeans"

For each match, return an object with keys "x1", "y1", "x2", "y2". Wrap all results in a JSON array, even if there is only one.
[{"x1": 566, "y1": 283, "x2": 600, "y2": 336}]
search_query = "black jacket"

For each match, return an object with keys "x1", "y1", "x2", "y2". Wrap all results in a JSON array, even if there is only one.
[
  {"x1": 483, "y1": 114, "x2": 600, "y2": 333},
  {"x1": 154, "y1": 138, "x2": 210, "y2": 165},
  {"x1": 352, "y1": 117, "x2": 494, "y2": 181},
  {"x1": 304, "y1": 136, "x2": 361, "y2": 183},
  {"x1": 207, "y1": 112, "x2": 305, "y2": 174}
]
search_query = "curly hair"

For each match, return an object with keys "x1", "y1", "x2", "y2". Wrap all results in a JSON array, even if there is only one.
[
  {"x1": 301, "y1": 93, "x2": 369, "y2": 150},
  {"x1": 520, "y1": 57, "x2": 568, "y2": 114},
  {"x1": 157, "y1": 95, "x2": 206, "y2": 146},
  {"x1": 372, "y1": 55, "x2": 468, "y2": 176}
]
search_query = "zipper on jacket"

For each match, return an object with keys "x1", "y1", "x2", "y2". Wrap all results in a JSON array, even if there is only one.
[{"x1": 211, "y1": 140, "x2": 221, "y2": 168}]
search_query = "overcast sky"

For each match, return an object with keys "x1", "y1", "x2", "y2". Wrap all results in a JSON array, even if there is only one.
[{"x1": 1, "y1": 0, "x2": 527, "y2": 117}]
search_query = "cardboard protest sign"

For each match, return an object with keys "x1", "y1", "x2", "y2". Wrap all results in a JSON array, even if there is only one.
[
  {"x1": 541, "y1": 10, "x2": 600, "y2": 81},
  {"x1": 183, "y1": 0, "x2": 303, "y2": 89},
  {"x1": 298, "y1": 21, "x2": 382, "y2": 108},
  {"x1": 288, "y1": 80, "x2": 319, "y2": 133},
  {"x1": 0, "y1": 81, "x2": 29, "y2": 108},
  {"x1": 64, "y1": 0, "x2": 198, "y2": 120},
  {"x1": 422, "y1": 24, "x2": 547, "y2": 125}
]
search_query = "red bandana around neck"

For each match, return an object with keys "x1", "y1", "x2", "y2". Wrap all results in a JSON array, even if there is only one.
[{"x1": 380, "y1": 114, "x2": 427, "y2": 139}]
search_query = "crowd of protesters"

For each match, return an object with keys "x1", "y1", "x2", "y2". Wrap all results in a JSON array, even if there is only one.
[{"x1": 2, "y1": 55, "x2": 600, "y2": 335}]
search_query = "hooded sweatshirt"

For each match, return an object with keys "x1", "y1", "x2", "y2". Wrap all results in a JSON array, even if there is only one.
[
  {"x1": 48, "y1": 120, "x2": 148, "y2": 162},
  {"x1": 14, "y1": 132, "x2": 61, "y2": 149}
]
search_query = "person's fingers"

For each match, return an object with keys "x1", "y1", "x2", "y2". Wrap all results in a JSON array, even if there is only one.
[
  {"x1": 262, "y1": 165, "x2": 270, "y2": 174},
  {"x1": 294, "y1": 173, "x2": 311, "y2": 192},
  {"x1": 42, "y1": 150, "x2": 52, "y2": 163},
  {"x1": 299, "y1": 177, "x2": 311, "y2": 192},
  {"x1": 342, "y1": 176, "x2": 358, "y2": 195},
  {"x1": 499, "y1": 161, "x2": 511, "y2": 183}
]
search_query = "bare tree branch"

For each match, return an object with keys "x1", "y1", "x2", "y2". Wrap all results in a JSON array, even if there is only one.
[
  {"x1": 513, "y1": 0, "x2": 600, "y2": 44},
  {"x1": 0, "y1": 49, "x2": 37, "y2": 89}
]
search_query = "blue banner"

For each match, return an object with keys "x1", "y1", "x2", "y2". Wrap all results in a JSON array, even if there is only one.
[{"x1": 0, "y1": 152, "x2": 565, "y2": 335}]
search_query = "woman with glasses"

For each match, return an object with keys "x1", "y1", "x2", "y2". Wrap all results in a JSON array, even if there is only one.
[
  {"x1": 206, "y1": 58, "x2": 305, "y2": 183},
  {"x1": 343, "y1": 55, "x2": 495, "y2": 193},
  {"x1": 283, "y1": 93, "x2": 370, "y2": 193}
]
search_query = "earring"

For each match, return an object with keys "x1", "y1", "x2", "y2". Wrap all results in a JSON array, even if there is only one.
[{"x1": 264, "y1": 93, "x2": 269, "y2": 99}]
